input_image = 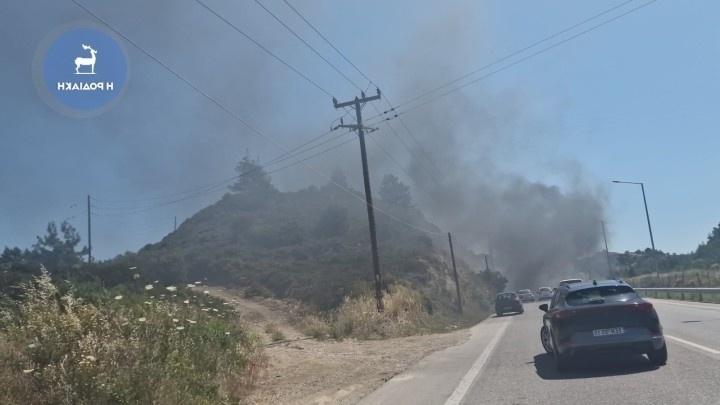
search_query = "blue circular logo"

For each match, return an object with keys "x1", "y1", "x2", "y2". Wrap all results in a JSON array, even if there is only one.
[{"x1": 33, "y1": 23, "x2": 129, "y2": 117}]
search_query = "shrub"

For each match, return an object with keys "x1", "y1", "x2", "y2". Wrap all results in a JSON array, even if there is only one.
[
  {"x1": 263, "y1": 322, "x2": 285, "y2": 342},
  {"x1": 0, "y1": 268, "x2": 265, "y2": 404},
  {"x1": 244, "y1": 285, "x2": 273, "y2": 299},
  {"x1": 332, "y1": 284, "x2": 431, "y2": 340}
]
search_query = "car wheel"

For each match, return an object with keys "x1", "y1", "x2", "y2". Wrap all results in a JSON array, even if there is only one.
[
  {"x1": 520, "y1": 308, "x2": 524, "y2": 314},
  {"x1": 540, "y1": 326, "x2": 553, "y2": 354},
  {"x1": 648, "y1": 343, "x2": 668, "y2": 366}
]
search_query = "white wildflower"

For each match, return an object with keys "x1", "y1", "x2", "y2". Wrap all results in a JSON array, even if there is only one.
[
  {"x1": 114, "y1": 295, "x2": 123, "y2": 300},
  {"x1": 183, "y1": 300, "x2": 190, "y2": 304},
  {"x1": 133, "y1": 273, "x2": 140, "y2": 280},
  {"x1": 22, "y1": 369, "x2": 34, "y2": 374},
  {"x1": 172, "y1": 318, "x2": 179, "y2": 323},
  {"x1": 85, "y1": 355, "x2": 96, "y2": 361},
  {"x1": 201, "y1": 308, "x2": 210, "y2": 312},
  {"x1": 144, "y1": 301, "x2": 152, "y2": 305},
  {"x1": 144, "y1": 285, "x2": 153, "y2": 290},
  {"x1": 176, "y1": 326, "x2": 184, "y2": 330},
  {"x1": 138, "y1": 317, "x2": 146, "y2": 322},
  {"x1": 195, "y1": 281, "x2": 202, "y2": 285},
  {"x1": 212, "y1": 308, "x2": 218, "y2": 312},
  {"x1": 166, "y1": 286, "x2": 177, "y2": 292},
  {"x1": 27, "y1": 343, "x2": 37, "y2": 349},
  {"x1": 187, "y1": 319, "x2": 197, "y2": 324},
  {"x1": 203, "y1": 291, "x2": 210, "y2": 295},
  {"x1": 225, "y1": 332, "x2": 230, "y2": 335}
]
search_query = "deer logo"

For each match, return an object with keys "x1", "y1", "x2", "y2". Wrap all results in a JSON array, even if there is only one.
[{"x1": 74, "y1": 44, "x2": 97, "y2": 74}]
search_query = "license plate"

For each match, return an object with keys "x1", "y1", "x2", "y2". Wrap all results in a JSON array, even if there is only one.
[{"x1": 592, "y1": 327, "x2": 624, "y2": 337}]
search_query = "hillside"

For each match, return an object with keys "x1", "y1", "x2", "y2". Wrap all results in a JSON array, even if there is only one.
[{"x1": 129, "y1": 167, "x2": 503, "y2": 315}]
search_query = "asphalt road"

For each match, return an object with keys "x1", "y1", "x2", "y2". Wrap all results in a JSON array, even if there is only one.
[{"x1": 360, "y1": 298, "x2": 720, "y2": 405}]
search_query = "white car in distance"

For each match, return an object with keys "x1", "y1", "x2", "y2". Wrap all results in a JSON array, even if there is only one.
[{"x1": 536, "y1": 286, "x2": 553, "y2": 300}]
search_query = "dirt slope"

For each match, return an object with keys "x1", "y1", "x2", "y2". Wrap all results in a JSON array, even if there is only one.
[{"x1": 209, "y1": 288, "x2": 471, "y2": 405}]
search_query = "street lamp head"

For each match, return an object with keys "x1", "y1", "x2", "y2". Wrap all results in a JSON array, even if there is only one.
[{"x1": 612, "y1": 180, "x2": 620, "y2": 183}]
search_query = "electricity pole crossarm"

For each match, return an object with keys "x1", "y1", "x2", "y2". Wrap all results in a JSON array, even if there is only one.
[
  {"x1": 332, "y1": 88, "x2": 384, "y2": 312},
  {"x1": 333, "y1": 88, "x2": 381, "y2": 109}
]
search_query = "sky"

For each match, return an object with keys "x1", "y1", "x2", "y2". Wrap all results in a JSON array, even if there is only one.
[{"x1": 2, "y1": 0, "x2": 719, "y2": 264}]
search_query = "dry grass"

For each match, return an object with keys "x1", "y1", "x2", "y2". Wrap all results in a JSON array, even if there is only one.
[
  {"x1": 296, "y1": 285, "x2": 436, "y2": 341},
  {"x1": 630, "y1": 269, "x2": 720, "y2": 303},
  {"x1": 0, "y1": 267, "x2": 265, "y2": 404}
]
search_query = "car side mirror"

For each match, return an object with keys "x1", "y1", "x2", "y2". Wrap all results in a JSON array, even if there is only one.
[{"x1": 539, "y1": 304, "x2": 548, "y2": 312}]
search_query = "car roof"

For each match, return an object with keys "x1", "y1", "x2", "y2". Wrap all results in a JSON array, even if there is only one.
[{"x1": 561, "y1": 279, "x2": 629, "y2": 291}]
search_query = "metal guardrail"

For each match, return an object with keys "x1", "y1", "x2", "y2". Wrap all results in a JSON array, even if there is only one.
[{"x1": 634, "y1": 288, "x2": 720, "y2": 294}]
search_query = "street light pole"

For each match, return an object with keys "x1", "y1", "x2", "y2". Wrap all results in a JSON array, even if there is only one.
[
  {"x1": 638, "y1": 183, "x2": 656, "y2": 253},
  {"x1": 601, "y1": 220, "x2": 612, "y2": 277},
  {"x1": 612, "y1": 180, "x2": 658, "y2": 277}
]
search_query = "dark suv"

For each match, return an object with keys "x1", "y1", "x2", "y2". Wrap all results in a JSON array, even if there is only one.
[
  {"x1": 539, "y1": 279, "x2": 667, "y2": 371},
  {"x1": 495, "y1": 292, "x2": 524, "y2": 316}
]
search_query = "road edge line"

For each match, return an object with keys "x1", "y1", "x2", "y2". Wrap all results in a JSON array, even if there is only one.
[
  {"x1": 443, "y1": 317, "x2": 511, "y2": 405},
  {"x1": 665, "y1": 334, "x2": 720, "y2": 355}
]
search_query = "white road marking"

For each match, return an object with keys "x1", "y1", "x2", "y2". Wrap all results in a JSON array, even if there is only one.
[
  {"x1": 647, "y1": 299, "x2": 720, "y2": 311},
  {"x1": 665, "y1": 335, "x2": 720, "y2": 355},
  {"x1": 444, "y1": 317, "x2": 511, "y2": 405}
]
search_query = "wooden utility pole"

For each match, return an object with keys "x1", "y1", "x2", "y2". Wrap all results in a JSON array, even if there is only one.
[
  {"x1": 333, "y1": 89, "x2": 384, "y2": 312},
  {"x1": 87, "y1": 194, "x2": 92, "y2": 263},
  {"x1": 448, "y1": 233, "x2": 462, "y2": 314}
]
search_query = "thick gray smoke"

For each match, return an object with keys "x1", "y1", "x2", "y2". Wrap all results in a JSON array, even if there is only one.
[
  {"x1": 2, "y1": 0, "x2": 607, "y2": 270},
  {"x1": 378, "y1": 3, "x2": 607, "y2": 289}
]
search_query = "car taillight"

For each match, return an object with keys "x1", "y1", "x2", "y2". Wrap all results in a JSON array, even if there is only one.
[
  {"x1": 514, "y1": 298, "x2": 521, "y2": 303},
  {"x1": 552, "y1": 310, "x2": 572, "y2": 321},
  {"x1": 636, "y1": 302, "x2": 654, "y2": 312}
]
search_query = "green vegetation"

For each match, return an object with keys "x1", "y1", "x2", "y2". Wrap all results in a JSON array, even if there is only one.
[
  {"x1": 0, "y1": 268, "x2": 264, "y2": 404},
  {"x1": 611, "y1": 223, "x2": 720, "y2": 285},
  {"x1": 295, "y1": 284, "x2": 487, "y2": 340},
  {"x1": 263, "y1": 322, "x2": 285, "y2": 342},
  {"x1": 0, "y1": 177, "x2": 503, "y2": 405},
  {"x1": 629, "y1": 268, "x2": 720, "y2": 303}
]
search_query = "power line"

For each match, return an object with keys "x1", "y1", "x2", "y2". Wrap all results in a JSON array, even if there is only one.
[
  {"x1": 253, "y1": 0, "x2": 363, "y2": 92},
  {"x1": 395, "y1": 0, "x2": 641, "y2": 111},
  {"x1": 282, "y1": 0, "x2": 374, "y2": 86},
  {"x1": 250, "y1": 0, "x2": 437, "y2": 186},
  {"x1": 369, "y1": 102, "x2": 443, "y2": 186},
  {"x1": 92, "y1": 133, "x2": 360, "y2": 216},
  {"x1": 72, "y1": 0, "x2": 444, "y2": 236},
  {"x1": 369, "y1": 0, "x2": 657, "y2": 122},
  {"x1": 192, "y1": 0, "x2": 333, "y2": 97},
  {"x1": 280, "y1": 0, "x2": 446, "y2": 183},
  {"x1": 280, "y1": 0, "x2": 442, "y2": 184},
  {"x1": 90, "y1": 175, "x2": 239, "y2": 204},
  {"x1": 91, "y1": 129, "x2": 358, "y2": 213}
]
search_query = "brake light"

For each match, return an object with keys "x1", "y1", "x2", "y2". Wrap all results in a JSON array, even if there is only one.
[
  {"x1": 514, "y1": 298, "x2": 521, "y2": 303},
  {"x1": 636, "y1": 302, "x2": 654, "y2": 312},
  {"x1": 552, "y1": 310, "x2": 572, "y2": 321}
]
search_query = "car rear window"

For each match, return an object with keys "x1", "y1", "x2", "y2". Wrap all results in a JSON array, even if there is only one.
[
  {"x1": 497, "y1": 293, "x2": 516, "y2": 300},
  {"x1": 565, "y1": 285, "x2": 639, "y2": 306},
  {"x1": 539, "y1": 287, "x2": 552, "y2": 292},
  {"x1": 518, "y1": 289, "x2": 531, "y2": 294}
]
